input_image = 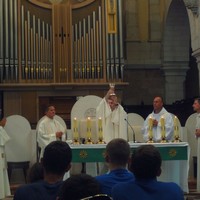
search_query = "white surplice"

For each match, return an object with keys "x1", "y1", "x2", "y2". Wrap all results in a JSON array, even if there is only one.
[
  {"x1": 37, "y1": 116, "x2": 66, "y2": 158},
  {"x1": 142, "y1": 107, "x2": 174, "y2": 142},
  {"x1": 0, "y1": 126, "x2": 11, "y2": 199}
]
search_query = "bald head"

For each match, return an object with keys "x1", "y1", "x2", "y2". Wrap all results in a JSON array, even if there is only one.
[{"x1": 153, "y1": 96, "x2": 163, "y2": 114}]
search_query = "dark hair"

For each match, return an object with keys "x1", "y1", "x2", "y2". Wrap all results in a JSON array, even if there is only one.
[
  {"x1": 130, "y1": 145, "x2": 161, "y2": 179},
  {"x1": 42, "y1": 141, "x2": 72, "y2": 176},
  {"x1": 44, "y1": 105, "x2": 55, "y2": 113},
  {"x1": 194, "y1": 98, "x2": 200, "y2": 104},
  {"x1": 154, "y1": 96, "x2": 164, "y2": 104},
  {"x1": 58, "y1": 174, "x2": 101, "y2": 200},
  {"x1": 27, "y1": 162, "x2": 44, "y2": 183},
  {"x1": 106, "y1": 138, "x2": 130, "y2": 166}
]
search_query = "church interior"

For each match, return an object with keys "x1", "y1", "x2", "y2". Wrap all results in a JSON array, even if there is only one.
[{"x1": 1, "y1": 0, "x2": 200, "y2": 199}]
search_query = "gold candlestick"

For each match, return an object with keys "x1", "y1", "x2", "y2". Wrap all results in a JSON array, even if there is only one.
[
  {"x1": 97, "y1": 117, "x2": 105, "y2": 144},
  {"x1": 73, "y1": 118, "x2": 79, "y2": 144},
  {"x1": 86, "y1": 117, "x2": 93, "y2": 144},
  {"x1": 147, "y1": 116, "x2": 153, "y2": 143},
  {"x1": 173, "y1": 116, "x2": 180, "y2": 142},
  {"x1": 160, "y1": 116, "x2": 166, "y2": 143}
]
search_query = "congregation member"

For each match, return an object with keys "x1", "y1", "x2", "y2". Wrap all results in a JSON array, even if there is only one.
[
  {"x1": 193, "y1": 98, "x2": 200, "y2": 191},
  {"x1": 142, "y1": 96, "x2": 174, "y2": 142},
  {"x1": 58, "y1": 174, "x2": 101, "y2": 200},
  {"x1": 95, "y1": 138, "x2": 134, "y2": 196},
  {"x1": 26, "y1": 162, "x2": 44, "y2": 183},
  {"x1": 96, "y1": 86, "x2": 127, "y2": 143},
  {"x1": 14, "y1": 141, "x2": 72, "y2": 200},
  {"x1": 37, "y1": 105, "x2": 67, "y2": 158},
  {"x1": 0, "y1": 117, "x2": 11, "y2": 199},
  {"x1": 111, "y1": 145, "x2": 184, "y2": 200}
]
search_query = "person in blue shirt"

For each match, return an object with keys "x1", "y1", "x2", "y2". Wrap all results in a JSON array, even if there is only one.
[
  {"x1": 111, "y1": 145, "x2": 184, "y2": 200},
  {"x1": 14, "y1": 141, "x2": 72, "y2": 200},
  {"x1": 95, "y1": 138, "x2": 135, "y2": 196}
]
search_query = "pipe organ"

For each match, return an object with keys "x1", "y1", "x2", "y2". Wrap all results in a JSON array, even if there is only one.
[{"x1": 0, "y1": 0, "x2": 125, "y2": 84}]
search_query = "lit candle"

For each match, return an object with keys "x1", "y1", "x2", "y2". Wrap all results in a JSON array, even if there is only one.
[
  {"x1": 174, "y1": 116, "x2": 178, "y2": 127},
  {"x1": 148, "y1": 116, "x2": 153, "y2": 127},
  {"x1": 148, "y1": 116, "x2": 153, "y2": 138},
  {"x1": 160, "y1": 116, "x2": 165, "y2": 138},
  {"x1": 87, "y1": 117, "x2": 91, "y2": 138},
  {"x1": 73, "y1": 117, "x2": 78, "y2": 139},
  {"x1": 174, "y1": 116, "x2": 179, "y2": 137},
  {"x1": 73, "y1": 117, "x2": 77, "y2": 129},
  {"x1": 98, "y1": 117, "x2": 103, "y2": 139}
]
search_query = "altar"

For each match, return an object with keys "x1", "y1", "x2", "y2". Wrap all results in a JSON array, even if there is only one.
[{"x1": 70, "y1": 142, "x2": 190, "y2": 193}]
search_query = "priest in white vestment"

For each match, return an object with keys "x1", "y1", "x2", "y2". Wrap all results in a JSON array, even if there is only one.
[
  {"x1": 142, "y1": 96, "x2": 174, "y2": 142},
  {"x1": 0, "y1": 118, "x2": 11, "y2": 199},
  {"x1": 96, "y1": 88, "x2": 127, "y2": 143},
  {"x1": 37, "y1": 105, "x2": 67, "y2": 159},
  {"x1": 193, "y1": 98, "x2": 200, "y2": 191}
]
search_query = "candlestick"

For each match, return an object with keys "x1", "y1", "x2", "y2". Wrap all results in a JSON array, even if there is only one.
[
  {"x1": 173, "y1": 116, "x2": 180, "y2": 142},
  {"x1": 86, "y1": 117, "x2": 92, "y2": 143},
  {"x1": 147, "y1": 116, "x2": 153, "y2": 143},
  {"x1": 73, "y1": 117, "x2": 79, "y2": 144},
  {"x1": 98, "y1": 117, "x2": 103, "y2": 137},
  {"x1": 97, "y1": 117, "x2": 104, "y2": 143},
  {"x1": 160, "y1": 116, "x2": 165, "y2": 137},
  {"x1": 148, "y1": 116, "x2": 153, "y2": 127}
]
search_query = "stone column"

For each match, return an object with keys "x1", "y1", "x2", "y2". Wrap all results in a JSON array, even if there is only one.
[
  {"x1": 163, "y1": 61, "x2": 189, "y2": 104},
  {"x1": 192, "y1": 49, "x2": 200, "y2": 94}
]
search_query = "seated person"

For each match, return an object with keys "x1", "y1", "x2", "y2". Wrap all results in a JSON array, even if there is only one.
[
  {"x1": 0, "y1": 117, "x2": 11, "y2": 199},
  {"x1": 95, "y1": 138, "x2": 134, "y2": 196},
  {"x1": 14, "y1": 141, "x2": 72, "y2": 200},
  {"x1": 111, "y1": 145, "x2": 184, "y2": 200},
  {"x1": 142, "y1": 96, "x2": 174, "y2": 142},
  {"x1": 58, "y1": 174, "x2": 101, "y2": 200},
  {"x1": 26, "y1": 162, "x2": 44, "y2": 183},
  {"x1": 37, "y1": 105, "x2": 67, "y2": 159}
]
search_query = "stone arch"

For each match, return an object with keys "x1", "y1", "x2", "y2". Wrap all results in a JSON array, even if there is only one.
[{"x1": 163, "y1": 0, "x2": 190, "y2": 104}]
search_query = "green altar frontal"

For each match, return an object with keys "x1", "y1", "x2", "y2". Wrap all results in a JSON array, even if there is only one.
[{"x1": 70, "y1": 142, "x2": 188, "y2": 163}]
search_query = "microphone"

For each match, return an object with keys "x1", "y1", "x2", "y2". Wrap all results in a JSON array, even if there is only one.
[{"x1": 124, "y1": 118, "x2": 136, "y2": 143}]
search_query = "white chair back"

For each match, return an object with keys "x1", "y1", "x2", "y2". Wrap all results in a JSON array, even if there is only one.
[
  {"x1": 127, "y1": 113, "x2": 144, "y2": 142},
  {"x1": 71, "y1": 95, "x2": 102, "y2": 143},
  {"x1": 5, "y1": 115, "x2": 31, "y2": 162},
  {"x1": 185, "y1": 113, "x2": 197, "y2": 178}
]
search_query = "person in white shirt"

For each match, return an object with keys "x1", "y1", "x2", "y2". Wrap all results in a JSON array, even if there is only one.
[
  {"x1": 192, "y1": 98, "x2": 200, "y2": 191},
  {"x1": 37, "y1": 105, "x2": 66, "y2": 159},
  {"x1": 142, "y1": 96, "x2": 174, "y2": 142},
  {"x1": 96, "y1": 87, "x2": 127, "y2": 143},
  {"x1": 0, "y1": 117, "x2": 11, "y2": 199}
]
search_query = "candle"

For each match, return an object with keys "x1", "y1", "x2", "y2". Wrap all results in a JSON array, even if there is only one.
[
  {"x1": 148, "y1": 116, "x2": 153, "y2": 138},
  {"x1": 160, "y1": 116, "x2": 165, "y2": 127},
  {"x1": 174, "y1": 116, "x2": 178, "y2": 127},
  {"x1": 148, "y1": 116, "x2": 153, "y2": 127},
  {"x1": 160, "y1": 116, "x2": 165, "y2": 138},
  {"x1": 73, "y1": 117, "x2": 77, "y2": 129},
  {"x1": 73, "y1": 117, "x2": 79, "y2": 139},
  {"x1": 87, "y1": 117, "x2": 91, "y2": 138},
  {"x1": 174, "y1": 116, "x2": 179, "y2": 137},
  {"x1": 87, "y1": 117, "x2": 91, "y2": 129},
  {"x1": 98, "y1": 117, "x2": 103, "y2": 139}
]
